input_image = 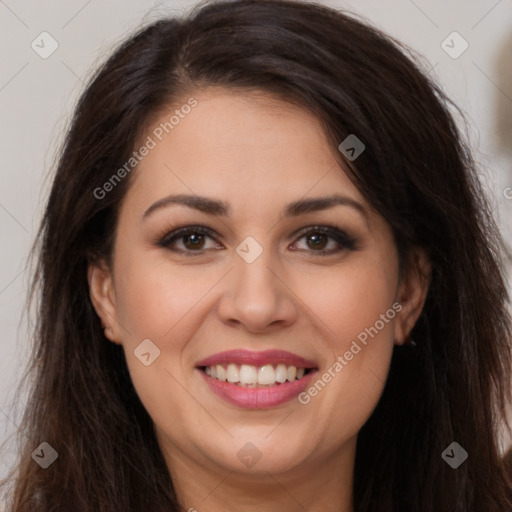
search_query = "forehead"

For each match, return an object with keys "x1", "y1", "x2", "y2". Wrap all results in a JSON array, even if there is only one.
[{"x1": 122, "y1": 88, "x2": 366, "y2": 215}]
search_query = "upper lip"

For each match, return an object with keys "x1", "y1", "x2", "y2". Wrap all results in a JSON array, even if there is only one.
[{"x1": 196, "y1": 349, "x2": 318, "y2": 369}]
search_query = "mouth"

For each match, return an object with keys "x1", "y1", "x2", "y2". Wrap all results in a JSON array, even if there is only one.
[
  {"x1": 199, "y1": 363, "x2": 314, "y2": 387},
  {"x1": 196, "y1": 349, "x2": 318, "y2": 409}
]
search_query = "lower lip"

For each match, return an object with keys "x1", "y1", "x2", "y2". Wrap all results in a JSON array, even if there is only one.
[{"x1": 198, "y1": 369, "x2": 317, "y2": 409}]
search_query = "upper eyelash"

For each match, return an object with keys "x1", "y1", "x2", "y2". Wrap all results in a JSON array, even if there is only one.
[
  {"x1": 156, "y1": 224, "x2": 357, "y2": 254},
  {"x1": 294, "y1": 225, "x2": 357, "y2": 251},
  {"x1": 157, "y1": 225, "x2": 218, "y2": 249}
]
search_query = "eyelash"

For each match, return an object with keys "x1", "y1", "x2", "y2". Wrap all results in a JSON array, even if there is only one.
[{"x1": 156, "y1": 224, "x2": 358, "y2": 256}]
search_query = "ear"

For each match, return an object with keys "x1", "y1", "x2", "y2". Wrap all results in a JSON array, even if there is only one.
[
  {"x1": 394, "y1": 248, "x2": 431, "y2": 345},
  {"x1": 87, "y1": 261, "x2": 122, "y2": 345}
]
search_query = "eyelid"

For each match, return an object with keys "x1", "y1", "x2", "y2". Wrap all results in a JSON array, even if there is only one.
[
  {"x1": 156, "y1": 224, "x2": 219, "y2": 248},
  {"x1": 290, "y1": 224, "x2": 358, "y2": 251}
]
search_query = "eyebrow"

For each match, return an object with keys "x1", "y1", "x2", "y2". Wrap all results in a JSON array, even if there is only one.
[{"x1": 142, "y1": 193, "x2": 368, "y2": 221}]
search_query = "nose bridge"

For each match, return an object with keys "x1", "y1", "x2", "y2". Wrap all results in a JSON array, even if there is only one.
[
  {"x1": 233, "y1": 240, "x2": 281, "y2": 303},
  {"x1": 217, "y1": 237, "x2": 297, "y2": 331}
]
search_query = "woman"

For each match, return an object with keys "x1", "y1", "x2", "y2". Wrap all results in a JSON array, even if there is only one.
[{"x1": 2, "y1": 0, "x2": 511, "y2": 510}]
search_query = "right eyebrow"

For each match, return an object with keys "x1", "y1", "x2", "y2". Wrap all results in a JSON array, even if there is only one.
[{"x1": 143, "y1": 194, "x2": 230, "y2": 220}]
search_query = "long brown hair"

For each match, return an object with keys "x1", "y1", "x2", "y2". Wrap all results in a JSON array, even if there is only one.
[{"x1": 2, "y1": 1, "x2": 511, "y2": 510}]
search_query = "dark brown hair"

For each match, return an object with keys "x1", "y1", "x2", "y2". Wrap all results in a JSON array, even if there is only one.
[{"x1": 2, "y1": 0, "x2": 511, "y2": 510}]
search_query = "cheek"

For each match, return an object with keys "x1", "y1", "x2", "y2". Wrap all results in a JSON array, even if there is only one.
[
  {"x1": 111, "y1": 251, "x2": 222, "y2": 411},
  {"x1": 295, "y1": 255, "x2": 397, "y2": 436},
  {"x1": 110, "y1": 251, "x2": 206, "y2": 427},
  {"x1": 295, "y1": 255, "x2": 398, "y2": 344},
  {"x1": 113, "y1": 250, "x2": 222, "y2": 340}
]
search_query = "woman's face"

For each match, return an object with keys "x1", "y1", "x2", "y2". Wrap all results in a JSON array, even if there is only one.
[{"x1": 90, "y1": 88, "x2": 427, "y2": 483}]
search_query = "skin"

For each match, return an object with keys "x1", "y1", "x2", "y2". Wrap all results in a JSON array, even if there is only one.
[{"x1": 89, "y1": 88, "x2": 430, "y2": 512}]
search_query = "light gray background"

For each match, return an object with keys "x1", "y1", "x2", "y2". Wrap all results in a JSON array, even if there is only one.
[{"x1": 1, "y1": 0, "x2": 512, "y2": 483}]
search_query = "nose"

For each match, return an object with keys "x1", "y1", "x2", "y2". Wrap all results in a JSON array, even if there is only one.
[{"x1": 216, "y1": 250, "x2": 298, "y2": 334}]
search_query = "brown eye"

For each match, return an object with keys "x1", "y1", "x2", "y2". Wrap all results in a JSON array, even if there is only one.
[
  {"x1": 158, "y1": 226, "x2": 222, "y2": 254},
  {"x1": 291, "y1": 226, "x2": 357, "y2": 254},
  {"x1": 182, "y1": 233, "x2": 206, "y2": 250},
  {"x1": 305, "y1": 232, "x2": 329, "y2": 250}
]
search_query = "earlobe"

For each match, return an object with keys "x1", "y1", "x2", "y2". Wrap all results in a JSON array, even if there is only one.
[
  {"x1": 87, "y1": 263, "x2": 121, "y2": 344},
  {"x1": 394, "y1": 248, "x2": 431, "y2": 345}
]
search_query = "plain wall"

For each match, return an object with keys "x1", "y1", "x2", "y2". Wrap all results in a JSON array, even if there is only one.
[{"x1": 1, "y1": 0, "x2": 511, "y2": 482}]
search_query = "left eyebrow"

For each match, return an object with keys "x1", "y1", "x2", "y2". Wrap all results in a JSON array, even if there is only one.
[{"x1": 283, "y1": 195, "x2": 368, "y2": 221}]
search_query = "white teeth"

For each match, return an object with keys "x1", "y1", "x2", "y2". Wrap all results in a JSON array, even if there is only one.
[
  {"x1": 204, "y1": 363, "x2": 310, "y2": 386},
  {"x1": 240, "y1": 364, "x2": 258, "y2": 385},
  {"x1": 258, "y1": 364, "x2": 276, "y2": 385},
  {"x1": 216, "y1": 364, "x2": 227, "y2": 381},
  {"x1": 226, "y1": 363, "x2": 240, "y2": 383},
  {"x1": 275, "y1": 364, "x2": 287, "y2": 383},
  {"x1": 286, "y1": 365, "x2": 297, "y2": 382}
]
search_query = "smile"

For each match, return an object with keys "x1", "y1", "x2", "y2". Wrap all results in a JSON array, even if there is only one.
[{"x1": 196, "y1": 349, "x2": 318, "y2": 409}]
